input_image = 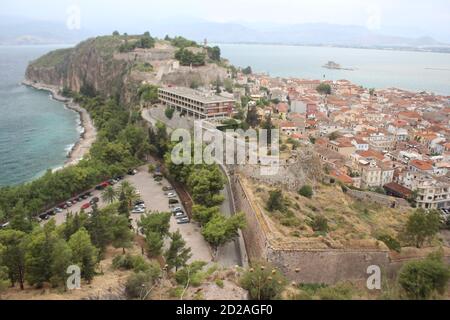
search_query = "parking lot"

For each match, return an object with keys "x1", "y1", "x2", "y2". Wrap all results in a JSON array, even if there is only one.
[{"x1": 44, "y1": 165, "x2": 212, "y2": 263}]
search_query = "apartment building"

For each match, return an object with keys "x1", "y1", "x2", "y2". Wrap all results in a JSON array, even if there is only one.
[
  {"x1": 158, "y1": 87, "x2": 235, "y2": 119},
  {"x1": 400, "y1": 172, "x2": 450, "y2": 209}
]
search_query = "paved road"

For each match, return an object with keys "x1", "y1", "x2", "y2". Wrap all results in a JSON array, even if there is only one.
[
  {"x1": 44, "y1": 165, "x2": 212, "y2": 263},
  {"x1": 142, "y1": 108, "x2": 245, "y2": 267}
]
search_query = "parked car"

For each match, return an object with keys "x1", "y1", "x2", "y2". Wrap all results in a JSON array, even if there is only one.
[
  {"x1": 66, "y1": 201, "x2": 73, "y2": 207},
  {"x1": 47, "y1": 210, "x2": 56, "y2": 216},
  {"x1": 167, "y1": 193, "x2": 177, "y2": 198},
  {"x1": 169, "y1": 199, "x2": 179, "y2": 205},
  {"x1": 174, "y1": 212, "x2": 187, "y2": 219},
  {"x1": 163, "y1": 186, "x2": 174, "y2": 191},
  {"x1": 82, "y1": 194, "x2": 89, "y2": 199},
  {"x1": 81, "y1": 203, "x2": 91, "y2": 210},
  {"x1": 176, "y1": 217, "x2": 190, "y2": 224},
  {"x1": 39, "y1": 213, "x2": 49, "y2": 220},
  {"x1": 55, "y1": 207, "x2": 63, "y2": 213},
  {"x1": 132, "y1": 207, "x2": 145, "y2": 214},
  {"x1": 171, "y1": 207, "x2": 183, "y2": 214},
  {"x1": 135, "y1": 203, "x2": 146, "y2": 209},
  {"x1": 0, "y1": 222, "x2": 10, "y2": 229},
  {"x1": 134, "y1": 200, "x2": 145, "y2": 206},
  {"x1": 72, "y1": 199, "x2": 78, "y2": 204},
  {"x1": 90, "y1": 197, "x2": 99, "y2": 205},
  {"x1": 128, "y1": 169, "x2": 138, "y2": 175}
]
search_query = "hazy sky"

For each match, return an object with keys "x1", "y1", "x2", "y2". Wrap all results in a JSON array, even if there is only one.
[{"x1": 2, "y1": 0, "x2": 450, "y2": 39}]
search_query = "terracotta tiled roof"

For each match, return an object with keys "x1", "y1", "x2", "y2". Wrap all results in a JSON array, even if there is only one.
[{"x1": 410, "y1": 159, "x2": 433, "y2": 171}]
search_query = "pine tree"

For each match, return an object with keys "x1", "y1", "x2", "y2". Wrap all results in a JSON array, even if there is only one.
[
  {"x1": 164, "y1": 231, "x2": 192, "y2": 271},
  {"x1": 68, "y1": 228, "x2": 98, "y2": 283}
]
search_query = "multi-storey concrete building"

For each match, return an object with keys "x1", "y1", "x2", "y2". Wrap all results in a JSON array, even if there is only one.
[{"x1": 158, "y1": 87, "x2": 235, "y2": 119}]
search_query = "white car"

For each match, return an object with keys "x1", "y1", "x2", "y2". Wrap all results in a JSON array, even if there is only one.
[
  {"x1": 167, "y1": 193, "x2": 177, "y2": 198},
  {"x1": 135, "y1": 204, "x2": 146, "y2": 209},
  {"x1": 174, "y1": 212, "x2": 186, "y2": 218},
  {"x1": 171, "y1": 207, "x2": 183, "y2": 213},
  {"x1": 132, "y1": 208, "x2": 145, "y2": 214}
]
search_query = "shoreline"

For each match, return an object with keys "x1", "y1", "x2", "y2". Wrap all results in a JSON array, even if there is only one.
[{"x1": 22, "y1": 80, "x2": 97, "y2": 169}]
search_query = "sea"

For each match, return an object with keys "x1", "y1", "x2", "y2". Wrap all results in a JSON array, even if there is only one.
[
  {"x1": 0, "y1": 45, "x2": 81, "y2": 187},
  {"x1": 217, "y1": 44, "x2": 450, "y2": 96},
  {"x1": 1, "y1": 43, "x2": 449, "y2": 187}
]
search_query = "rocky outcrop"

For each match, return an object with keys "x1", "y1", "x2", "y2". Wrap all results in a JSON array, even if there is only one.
[
  {"x1": 26, "y1": 37, "x2": 131, "y2": 103},
  {"x1": 25, "y1": 36, "x2": 231, "y2": 107}
]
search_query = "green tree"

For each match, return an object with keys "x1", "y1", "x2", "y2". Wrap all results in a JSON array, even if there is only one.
[
  {"x1": 165, "y1": 107, "x2": 175, "y2": 120},
  {"x1": 242, "y1": 66, "x2": 252, "y2": 75},
  {"x1": 139, "y1": 212, "x2": 171, "y2": 237},
  {"x1": 49, "y1": 238, "x2": 73, "y2": 287},
  {"x1": 68, "y1": 228, "x2": 99, "y2": 283},
  {"x1": 187, "y1": 167, "x2": 225, "y2": 206},
  {"x1": 192, "y1": 205, "x2": 220, "y2": 227},
  {"x1": 316, "y1": 83, "x2": 332, "y2": 95},
  {"x1": 403, "y1": 209, "x2": 442, "y2": 248},
  {"x1": 112, "y1": 215, "x2": 134, "y2": 254},
  {"x1": 138, "y1": 84, "x2": 159, "y2": 105},
  {"x1": 164, "y1": 231, "x2": 192, "y2": 271},
  {"x1": 201, "y1": 213, "x2": 246, "y2": 259},
  {"x1": 25, "y1": 222, "x2": 60, "y2": 287},
  {"x1": 246, "y1": 105, "x2": 259, "y2": 128},
  {"x1": 118, "y1": 181, "x2": 140, "y2": 212},
  {"x1": 118, "y1": 191, "x2": 130, "y2": 217},
  {"x1": 112, "y1": 31, "x2": 120, "y2": 36},
  {"x1": 398, "y1": 251, "x2": 450, "y2": 299},
  {"x1": 145, "y1": 231, "x2": 164, "y2": 257},
  {"x1": 174, "y1": 48, "x2": 206, "y2": 66},
  {"x1": 85, "y1": 205, "x2": 114, "y2": 254},
  {"x1": 298, "y1": 185, "x2": 313, "y2": 199},
  {"x1": 9, "y1": 200, "x2": 33, "y2": 233},
  {"x1": 267, "y1": 189, "x2": 284, "y2": 212},
  {"x1": 102, "y1": 186, "x2": 118, "y2": 204},
  {"x1": 207, "y1": 46, "x2": 221, "y2": 61},
  {"x1": 240, "y1": 263, "x2": 287, "y2": 300},
  {"x1": 0, "y1": 229, "x2": 27, "y2": 290}
]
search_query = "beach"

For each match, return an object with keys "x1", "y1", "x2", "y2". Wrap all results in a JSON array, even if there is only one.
[{"x1": 22, "y1": 80, "x2": 97, "y2": 168}]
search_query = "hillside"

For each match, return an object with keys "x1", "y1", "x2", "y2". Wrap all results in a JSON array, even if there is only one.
[{"x1": 25, "y1": 34, "x2": 230, "y2": 105}]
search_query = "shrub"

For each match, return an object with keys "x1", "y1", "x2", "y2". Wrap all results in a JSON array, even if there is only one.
[
  {"x1": 112, "y1": 254, "x2": 159, "y2": 273},
  {"x1": 298, "y1": 185, "x2": 313, "y2": 199},
  {"x1": 215, "y1": 278, "x2": 224, "y2": 288},
  {"x1": 398, "y1": 251, "x2": 450, "y2": 300},
  {"x1": 317, "y1": 282, "x2": 354, "y2": 300},
  {"x1": 240, "y1": 263, "x2": 287, "y2": 300},
  {"x1": 377, "y1": 234, "x2": 401, "y2": 253},
  {"x1": 125, "y1": 272, "x2": 153, "y2": 299},
  {"x1": 309, "y1": 216, "x2": 329, "y2": 233},
  {"x1": 175, "y1": 261, "x2": 207, "y2": 287},
  {"x1": 165, "y1": 107, "x2": 175, "y2": 120},
  {"x1": 267, "y1": 189, "x2": 284, "y2": 212}
]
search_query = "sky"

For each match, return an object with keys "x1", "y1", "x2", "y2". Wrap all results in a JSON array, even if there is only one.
[{"x1": 2, "y1": 0, "x2": 450, "y2": 41}]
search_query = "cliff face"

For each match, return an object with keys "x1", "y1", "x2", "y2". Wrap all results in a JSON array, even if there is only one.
[
  {"x1": 26, "y1": 37, "x2": 131, "y2": 103},
  {"x1": 26, "y1": 36, "x2": 231, "y2": 106}
]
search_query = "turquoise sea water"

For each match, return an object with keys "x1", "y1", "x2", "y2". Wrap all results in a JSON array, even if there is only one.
[
  {"x1": 217, "y1": 44, "x2": 450, "y2": 96},
  {"x1": 0, "y1": 45, "x2": 80, "y2": 187}
]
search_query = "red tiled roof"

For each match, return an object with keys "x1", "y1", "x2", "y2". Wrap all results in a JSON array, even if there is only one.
[{"x1": 410, "y1": 159, "x2": 433, "y2": 171}]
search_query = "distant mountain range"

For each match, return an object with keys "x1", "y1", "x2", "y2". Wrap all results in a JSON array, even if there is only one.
[
  {"x1": 152, "y1": 22, "x2": 448, "y2": 49},
  {"x1": 0, "y1": 16, "x2": 93, "y2": 45},
  {"x1": 1, "y1": 16, "x2": 449, "y2": 51}
]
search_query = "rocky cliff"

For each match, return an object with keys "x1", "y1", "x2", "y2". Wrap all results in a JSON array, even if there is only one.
[{"x1": 26, "y1": 35, "x2": 230, "y2": 106}]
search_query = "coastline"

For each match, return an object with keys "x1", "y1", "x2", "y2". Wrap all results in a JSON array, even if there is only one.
[{"x1": 22, "y1": 80, "x2": 97, "y2": 169}]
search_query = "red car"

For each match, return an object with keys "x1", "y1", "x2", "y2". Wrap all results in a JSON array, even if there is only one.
[{"x1": 81, "y1": 203, "x2": 91, "y2": 210}]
